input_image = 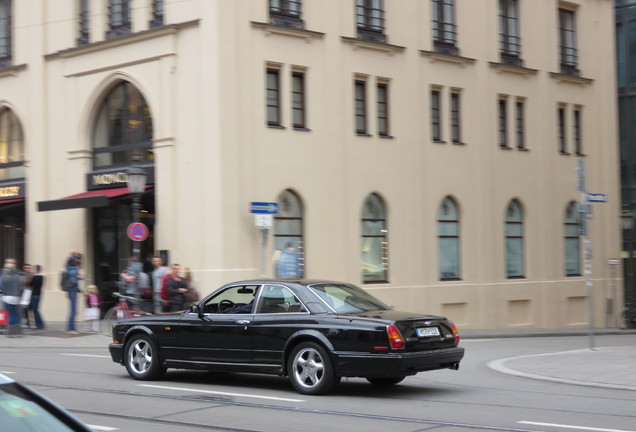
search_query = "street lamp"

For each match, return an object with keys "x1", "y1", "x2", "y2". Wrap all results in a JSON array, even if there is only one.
[
  {"x1": 621, "y1": 209, "x2": 636, "y2": 328},
  {"x1": 127, "y1": 154, "x2": 147, "y2": 260}
]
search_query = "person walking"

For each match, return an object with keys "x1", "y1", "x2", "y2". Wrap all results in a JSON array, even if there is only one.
[
  {"x1": 151, "y1": 256, "x2": 168, "y2": 314},
  {"x1": 29, "y1": 265, "x2": 45, "y2": 329},
  {"x1": 66, "y1": 257, "x2": 84, "y2": 334},
  {"x1": 166, "y1": 264, "x2": 188, "y2": 312},
  {"x1": 20, "y1": 264, "x2": 33, "y2": 328},
  {"x1": 83, "y1": 285, "x2": 101, "y2": 332},
  {"x1": 120, "y1": 256, "x2": 141, "y2": 302},
  {"x1": 1, "y1": 261, "x2": 23, "y2": 337}
]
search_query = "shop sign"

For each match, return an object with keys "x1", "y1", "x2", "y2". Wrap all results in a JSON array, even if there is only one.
[
  {"x1": 87, "y1": 166, "x2": 155, "y2": 191},
  {"x1": 0, "y1": 181, "x2": 25, "y2": 201}
]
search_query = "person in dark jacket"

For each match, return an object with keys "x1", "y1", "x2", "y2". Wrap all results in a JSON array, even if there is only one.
[
  {"x1": 66, "y1": 258, "x2": 84, "y2": 334},
  {"x1": 28, "y1": 265, "x2": 45, "y2": 329},
  {"x1": 1, "y1": 261, "x2": 23, "y2": 338},
  {"x1": 166, "y1": 264, "x2": 188, "y2": 312}
]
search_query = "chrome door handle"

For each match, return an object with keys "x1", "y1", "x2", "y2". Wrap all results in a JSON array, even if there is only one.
[{"x1": 236, "y1": 320, "x2": 250, "y2": 325}]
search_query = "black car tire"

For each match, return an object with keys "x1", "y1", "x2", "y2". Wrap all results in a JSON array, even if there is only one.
[
  {"x1": 366, "y1": 376, "x2": 406, "y2": 386},
  {"x1": 124, "y1": 334, "x2": 166, "y2": 380},
  {"x1": 288, "y1": 342, "x2": 339, "y2": 395}
]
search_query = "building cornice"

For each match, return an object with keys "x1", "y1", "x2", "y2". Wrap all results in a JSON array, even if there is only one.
[
  {"x1": 420, "y1": 50, "x2": 475, "y2": 66},
  {"x1": 45, "y1": 20, "x2": 200, "y2": 60},
  {"x1": 0, "y1": 63, "x2": 28, "y2": 78},
  {"x1": 251, "y1": 21, "x2": 324, "y2": 42},
  {"x1": 341, "y1": 37, "x2": 405, "y2": 55},
  {"x1": 489, "y1": 62, "x2": 538, "y2": 77},
  {"x1": 549, "y1": 72, "x2": 594, "y2": 86}
]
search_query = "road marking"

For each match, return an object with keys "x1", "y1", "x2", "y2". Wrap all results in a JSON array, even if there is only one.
[
  {"x1": 60, "y1": 353, "x2": 111, "y2": 358},
  {"x1": 88, "y1": 425, "x2": 118, "y2": 431},
  {"x1": 139, "y1": 384, "x2": 305, "y2": 403},
  {"x1": 0, "y1": 371, "x2": 14, "y2": 374},
  {"x1": 518, "y1": 421, "x2": 636, "y2": 432}
]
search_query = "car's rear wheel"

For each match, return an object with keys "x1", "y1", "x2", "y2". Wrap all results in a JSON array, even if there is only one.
[
  {"x1": 366, "y1": 376, "x2": 405, "y2": 386},
  {"x1": 124, "y1": 334, "x2": 166, "y2": 380},
  {"x1": 288, "y1": 342, "x2": 339, "y2": 395}
]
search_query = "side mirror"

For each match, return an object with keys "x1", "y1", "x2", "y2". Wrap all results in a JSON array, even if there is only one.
[{"x1": 189, "y1": 304, "x2": 204, "y2": 319}]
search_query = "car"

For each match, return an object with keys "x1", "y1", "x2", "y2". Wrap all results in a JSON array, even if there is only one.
[
  {"x1": 109, "y1": 279, "x2": 465, "y2": 395},
  {"x1": 0, "y1": 373, "x2": 93, "y2": 432}
]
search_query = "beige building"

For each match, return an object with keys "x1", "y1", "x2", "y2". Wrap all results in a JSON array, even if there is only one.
[{"x1": 0, "y1": 0, "x2": 622, "y2": 329}]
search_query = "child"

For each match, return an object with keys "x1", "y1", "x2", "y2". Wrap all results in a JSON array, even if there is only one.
[{"x1": 83, "y1": 285, "x2": 101, "y2": 332}]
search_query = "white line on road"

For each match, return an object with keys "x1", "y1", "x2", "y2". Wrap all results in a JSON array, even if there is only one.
[
  {"x1": 518, "y1": 421, "x2": 636, "y2": 432},
  {"x1": 139, "y1": 384, "x2": 305, "y2": 403},
  {"x1": 0, "y1": 371, "x2": 14, "y2": 374},
  {"x1": 88, "y1": 425, "x2": 118, "y2": 431},
  {"x1": 60, "y1": 353, "x2": 111, "y2": 358}
]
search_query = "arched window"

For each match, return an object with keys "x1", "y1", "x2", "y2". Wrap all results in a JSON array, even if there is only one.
[
  {"x1": 438, "y1": 196, "x2": 460, "y2": 280},
  {"x1": 274, "y1": 190, "x2": 304, "y2": 278},
  {"x1": 564, "y1": 202, "x2": 581, "y2": 276},
  {"x1": 361, "y1": 193, "x2": 388, "y2": 283},
  {"x1": 92, "y1": 81, "x2": 153, "y2": 168},
  {"x1": 505, "y1": 199, "x2": 524, "y2": 278},
  {"x1": 0, "y1": 107, "x2": 24, "y2": 181}
]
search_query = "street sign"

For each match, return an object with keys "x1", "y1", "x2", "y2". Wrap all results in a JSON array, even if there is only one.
[
  {"x1": 250, "y1": 202, "x2": 279, "y2": 214},
  {"x1": 586, "y1": 193, "x2": 607, "y2": 203},
  {"x1": 127, "y1": 222, "x2": 149, "y2": 242},
  {"x1": 255, "y1": 214, "x2": 273, "y2": 227}
]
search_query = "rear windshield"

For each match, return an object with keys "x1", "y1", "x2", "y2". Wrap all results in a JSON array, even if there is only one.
[{"x1": 308, "y1": 283, "x2": 391, "y2": 313}]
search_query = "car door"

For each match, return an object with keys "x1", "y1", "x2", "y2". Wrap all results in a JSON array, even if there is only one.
[
  {"x1": 251, "y1": 284, "x2": 309, "y2": 367},
  {"x1": 176, "y1": 285, "x2": 260, "y2": 366}
]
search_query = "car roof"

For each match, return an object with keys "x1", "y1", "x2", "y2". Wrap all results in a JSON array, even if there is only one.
[
  {"x1": 222, "y1": 279, "x2": 349, "y2": 287},
  {"x1": 0, "y1": 373, "x2": 14, "y2": 385}
]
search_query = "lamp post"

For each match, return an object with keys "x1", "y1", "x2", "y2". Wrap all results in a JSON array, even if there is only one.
[
  {"x1": 621, "y1": 209, "x2": 636, "y2": 328},
  {"x1": 127, "y1": 155, "x2": 147, "y2": 261}
]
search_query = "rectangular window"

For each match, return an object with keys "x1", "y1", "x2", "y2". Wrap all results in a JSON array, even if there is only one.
[
  {"x1": 0, "y1": 0, "x2": 12, "y2": 67},
  {"x1": 77, "y1": 0, "x2": 90, "y2": 45},
  {"x1": 432, "y1": 0, "x2": 457, "y2": 55},
  {"x1": 377, "y1": 82, "x2": 389, "y2": 137},
  {"x1": 450, "y1": 91, "x2": 461, "y2": 144},
  {"x1": 574, "y1": 108, "x2": 583, "y2": 155},
  {"x1": 431, "y1": 89, "x2": 442, "y2": 142},
  {"x1": 150, "y1": 0, "x2": 164, "y2": 29},
  {"x1": 559, "y1": 8, "x2": 578, "y2": 76},
  {"x1": 356, "y1": 0, "x2": 385, "y2": 43},
  {"x1": 292, "y1": 71, "x2": 306, "y2": 129},
  {"x1": 498, "y1": 98, "x2": 508, "y2": 148},
  {"x1": 558, "y1": 106, "x2": 567, "y2": 154},
  {"x1": 107, "y1": 0, "x2": 131, "y2": 39},
  {"x1": 499, "y1": 0, "x2": 521, "y2": 65},
  {"x1": 515, "y1": 99, "x2": 525, "y2": 150},
  {"x1": 267, "y1": 68, "x2": 282, "y2": 127},
  {"x1": 269, "y1": 0, "x2": 303, "y2": 29},
  {"x1": 355, "y1": 80, "x2": 368, "y2": 135}
]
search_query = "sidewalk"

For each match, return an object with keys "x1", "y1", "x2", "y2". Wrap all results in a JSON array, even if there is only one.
[{"x1": 1, "y1": 323, "x2": 635, "y2": 391}]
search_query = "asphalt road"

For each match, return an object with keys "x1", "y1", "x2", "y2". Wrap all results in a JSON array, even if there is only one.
[{"x1": 1, "y1": 334, "x2": 634, "y2": 432}]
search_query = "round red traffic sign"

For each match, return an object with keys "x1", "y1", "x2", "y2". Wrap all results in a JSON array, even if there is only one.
[{"x1": 127, "y1": 222, "x2": 149, "y2": 242}]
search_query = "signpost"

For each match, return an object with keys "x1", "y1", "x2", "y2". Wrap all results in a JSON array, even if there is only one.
[
  {"x1": 577, "y1": 160, "x2": 595, "y2": 350},
  {"x1": 250, "y1": 202, "x2": 279, "y2": 277}
]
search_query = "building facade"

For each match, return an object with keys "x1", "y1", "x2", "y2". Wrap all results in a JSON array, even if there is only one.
[{"x1": 0, "y1": 0, "x2": 621, "y2": 328}]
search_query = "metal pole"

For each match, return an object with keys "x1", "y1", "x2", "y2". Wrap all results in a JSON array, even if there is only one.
[
  {"x1": 259, "y1": 228, "x2": 269, "y2": 278},
  {"x1": 132, "y1": 193, "x2": 141, "y2": 260}
]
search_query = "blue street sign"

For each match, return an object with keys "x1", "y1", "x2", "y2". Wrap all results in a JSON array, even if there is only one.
[
  {"x1": 586, "y1": 193, "x2": 607, "y2": 203},
  {"x1": 250, "y1": 202, "x2": 279, "y2": 214}
]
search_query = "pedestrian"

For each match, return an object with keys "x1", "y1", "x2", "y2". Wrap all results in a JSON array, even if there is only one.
[
  {"x1": 28, "y1": 265, "x2": 45, "y2": 329},
  {"x1": 66, "y1": 257, "x2": 84, "y2": 334},
  {"x1": 183, "y1": 267, "x2": 200, "y2": 307},
  {"x1": 1, "y1": 261, "x2": 23, "y2": 337},
  {"x1": 166, "y1": 264, "x2": 188, "y2": 312},
  {"x1": 120, "y1": 256, "x2": 141, "y2": 303},
  {"x1": 151, "y1": 256, "x2": 168, "y2": 314},
  {"x1": 83, "y1": 285, "x2": 101, "y2": 332},
  {"x1": 20, "y1": 263, "x2": 33, "y2": 328}
]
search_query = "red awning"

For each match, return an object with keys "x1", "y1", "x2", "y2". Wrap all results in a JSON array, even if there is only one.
[
  {"x1": 37, "y1": 187, "x2": 132, "y2": 212},
  {"x1": 0, "y1": 198, "x2": 25, "y2": 205}
]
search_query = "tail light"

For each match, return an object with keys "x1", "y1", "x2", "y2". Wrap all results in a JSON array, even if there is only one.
[
  {"x1": 386, "y1": 324, "x2": 405, "y2": 349},
  {"x1": 451, "y1": 321, "x2": 460, "y2": 343}
]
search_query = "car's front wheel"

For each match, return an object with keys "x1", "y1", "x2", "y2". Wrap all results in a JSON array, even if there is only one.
[
  {"x1": 287, "y1": 342, "x2": 339, "y2": 395},
  {"x1": 124, "y1": 334, "x2": 166, "y2": 380}
]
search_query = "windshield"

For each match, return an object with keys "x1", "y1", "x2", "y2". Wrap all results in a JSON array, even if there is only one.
[{"x1": 308, "y1": 283, "x2": 391, "y2": 313}]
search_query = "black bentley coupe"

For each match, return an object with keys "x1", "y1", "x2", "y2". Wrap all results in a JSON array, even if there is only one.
[{"x1": 109, "y1": 279, "x2": 464, "y2": 395}]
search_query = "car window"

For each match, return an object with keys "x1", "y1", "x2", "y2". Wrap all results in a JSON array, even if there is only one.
[
  {"x1": 256, "y1": 284, "x2": 306, "y2": 313},
  {"x1": 0, "y1": 382, "x2": 87, "y2": 432},
  {"x1": 201, "y1": 285, "x2": 260, "y2": 314},
  {"x1": 308, "y1": 283, "x2": 391, "y2": 313}
]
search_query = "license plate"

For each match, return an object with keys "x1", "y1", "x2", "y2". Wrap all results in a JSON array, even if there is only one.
[{"x1": 416, "y1": 327, "x2": 440, "y2": 337}]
